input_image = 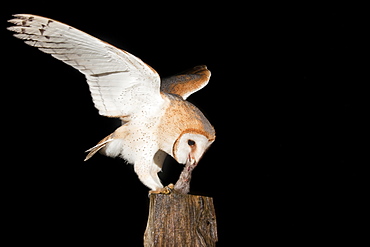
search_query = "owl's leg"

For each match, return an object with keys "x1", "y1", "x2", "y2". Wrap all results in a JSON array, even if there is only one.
[
  {"x1": 134, "y1": 161, "x2": 164, "y2": 191},
  {"x1": 147, "y1": 150, "x2": 174, "y2": 194}
]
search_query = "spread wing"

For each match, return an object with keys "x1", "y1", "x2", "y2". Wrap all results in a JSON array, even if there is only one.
[
  {"x1": 160, "y1": 65, "x2": 211, "y2": 100},
  {"x1": 8, "y1": 14, "x2": 163, "y2": 117}
]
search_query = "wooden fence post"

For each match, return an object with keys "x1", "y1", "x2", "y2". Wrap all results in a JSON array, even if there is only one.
[{"x1": 144, "y1": 193, "x2": 217, "y2": 246}]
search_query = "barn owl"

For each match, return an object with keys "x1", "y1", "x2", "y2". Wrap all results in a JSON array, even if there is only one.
[{"x1": 8, "y1": 14, "x2": 215, "y2": 193}]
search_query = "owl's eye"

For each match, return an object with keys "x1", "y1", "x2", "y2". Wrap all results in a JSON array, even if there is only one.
[{"x1": 188, "y1": 140, "x2": 196, "y2": 146}]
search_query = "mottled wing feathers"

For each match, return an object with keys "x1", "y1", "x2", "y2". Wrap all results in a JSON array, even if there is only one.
[
  {"x1": 7, "y1": 14, "x2": 162, "y2": 117},
  {"x1": 160, "y1": 65, "x2": 210, "y2": 99}
]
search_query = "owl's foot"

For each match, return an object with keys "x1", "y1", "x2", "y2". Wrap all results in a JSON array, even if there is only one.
[{"x1": 149, "y1": 183, "x2": 174, "y2": 195}]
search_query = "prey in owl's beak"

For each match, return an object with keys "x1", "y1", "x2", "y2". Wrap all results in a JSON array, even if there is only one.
[{"x1": 173, "y1": 154, "x2": 199, "y2": 194}]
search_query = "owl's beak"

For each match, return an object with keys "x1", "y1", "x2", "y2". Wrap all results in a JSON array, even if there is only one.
[{"x1": 186, "y1": 154, "x2": 197, "y2": 167}]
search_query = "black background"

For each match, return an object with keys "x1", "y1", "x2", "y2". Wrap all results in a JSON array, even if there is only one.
[{"x1": 2, "y1": 3, "x2": 367, "y2": 246}]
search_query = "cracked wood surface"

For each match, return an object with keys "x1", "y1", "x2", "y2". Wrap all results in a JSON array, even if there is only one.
[{"x1": 144, "y1": 193, "x2": 217, "y2": 247}]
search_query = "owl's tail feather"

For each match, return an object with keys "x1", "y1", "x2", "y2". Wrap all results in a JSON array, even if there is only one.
[{"x1": 84, "y1": 134, "x2": 113, "y2": 161}]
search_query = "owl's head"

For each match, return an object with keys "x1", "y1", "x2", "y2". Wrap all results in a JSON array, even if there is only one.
[{"x1": 172, "y1": 131, "x2": 215, "y2": 167}]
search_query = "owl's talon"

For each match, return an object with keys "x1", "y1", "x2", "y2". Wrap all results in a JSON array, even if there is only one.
[
  {"x1": 149, "y1": 184, "x2": 175, "y2": 195},
  {"x1": 167, "y1": 183, "x2": 174, "y2": 191}
]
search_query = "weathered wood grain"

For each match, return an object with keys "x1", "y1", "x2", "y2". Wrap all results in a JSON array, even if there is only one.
[{"x1": 144, "y1": 193, "x2": 217, "y2": 246}]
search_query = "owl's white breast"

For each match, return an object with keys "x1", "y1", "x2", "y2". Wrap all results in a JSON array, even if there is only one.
[{"x1": 102, "y1": 100, "x2": 169, "y2": 163}]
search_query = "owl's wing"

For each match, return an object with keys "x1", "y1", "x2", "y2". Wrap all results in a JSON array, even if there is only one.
[
  {"x1": 160, "y1": 65, "x2": 210, "y2": 100},
  {"x1": 8, "y1": 14, "x2": 163, "y2": 117}
]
